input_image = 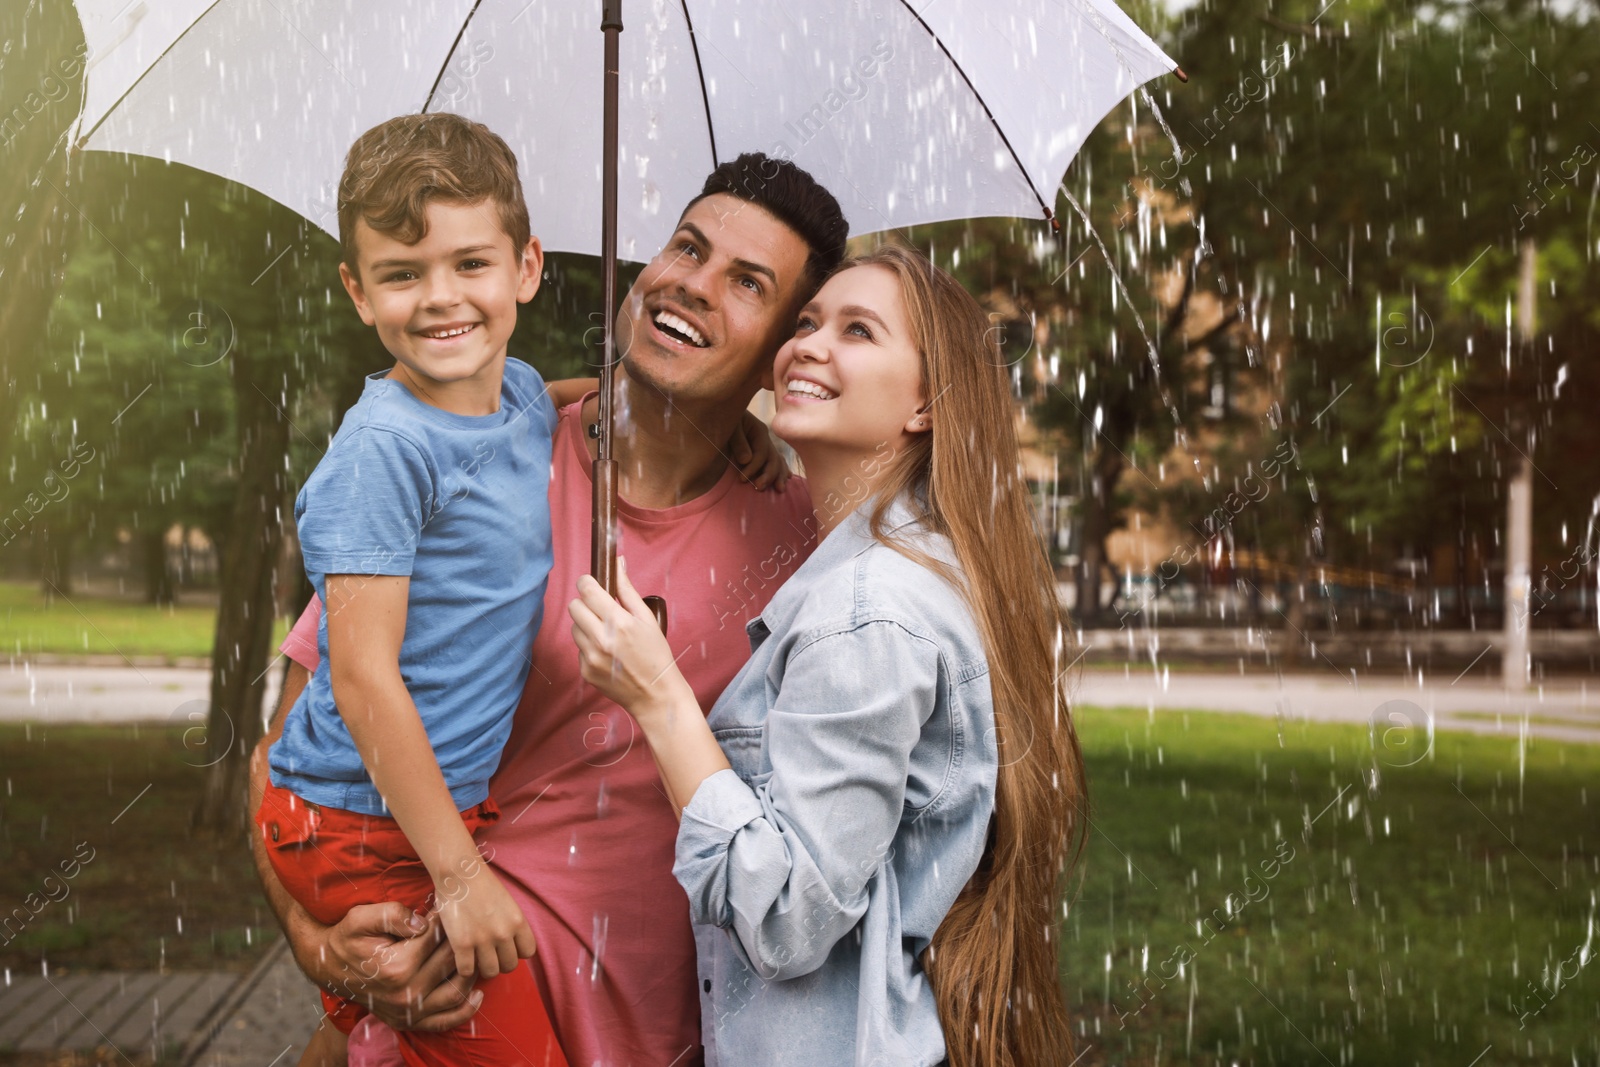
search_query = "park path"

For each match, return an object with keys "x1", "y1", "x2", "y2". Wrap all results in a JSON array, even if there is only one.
[
  {"x1": 1072, "y1": 665, "x2": 1600, "y2": 744},
  {"x1": 0, "y1": 941, "x2": 318, "y2": 1063},
  {"x1": 6, "y1": 659, "x2": 1597, "y2": 743},
  {"x1": 0, "y1": 660, "x2": 284, "y2": 728},
  {"x1": 184, "y1": 941, "x2": 320, "y2": 1067}
]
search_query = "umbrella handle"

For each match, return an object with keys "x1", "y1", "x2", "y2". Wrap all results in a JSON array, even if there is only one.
[
  {"x1": 591, "y1": 458, "x2": 620, "y2": 596},
  {"x1": 643, "y1": 596, "x2": 668, "y2": 634},
  {"x1": 591, "y1": 458, "x2": 669, "y2": 635}
]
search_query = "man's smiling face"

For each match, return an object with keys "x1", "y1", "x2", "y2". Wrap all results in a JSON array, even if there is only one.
[{"x1": 616, "y1": 193, "x2": 813, "y2": 411}]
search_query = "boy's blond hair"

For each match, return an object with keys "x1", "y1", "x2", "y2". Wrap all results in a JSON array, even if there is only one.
[{"x1": 338, "y1": 113, "x2": 531, "y2": 275}]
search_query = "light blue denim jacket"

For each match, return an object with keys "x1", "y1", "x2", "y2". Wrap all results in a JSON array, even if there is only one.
[{"x1": 674, "y1": 495, "x2": 999, "y2": 1066}]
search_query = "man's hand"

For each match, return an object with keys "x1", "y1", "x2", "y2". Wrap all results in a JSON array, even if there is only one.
[
  {"x1": 432, "y1": 864, "x2": 537, "y2": 980},
  {"x1": 301, "y1": 901, "x2": 484, "y2": 1033},
  {"x1": 732, "y1": 409, "x2": 791, "y2": 490}
]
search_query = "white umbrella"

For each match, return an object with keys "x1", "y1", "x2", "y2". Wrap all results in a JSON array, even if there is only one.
[
  {"x1": 70, "y1": 0, "x2": 1177, "y2": 260},
  {"x1": 68, "y1": 0, "x2": 1178, "y2": 614}
]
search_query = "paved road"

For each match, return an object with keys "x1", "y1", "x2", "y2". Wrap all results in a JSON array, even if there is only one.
[
  {"x1": 1073, "y1": 666, "x2": 1600, "y2": 744},
  {"x1": 4, "y1": 660, "x2": 1598, "y2": 744},
  {"x1": 0, "y1": 661, "x2": 283, "y2": 728}
]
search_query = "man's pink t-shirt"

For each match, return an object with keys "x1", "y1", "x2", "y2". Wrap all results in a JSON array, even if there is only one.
[{"x1": 280, "y1": 397, "x2": 815, "y2": 1067}]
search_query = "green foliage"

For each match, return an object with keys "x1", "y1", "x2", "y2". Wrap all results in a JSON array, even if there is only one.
[
  {"x1": 3, "y1": 236, "x2": 235, "y2": 566},
  {"x1": 1164, "y1": 0, "x2": 1598, "y2": 568},
  {"x1": 8, "y1": 0, "x2": 1599, "y2": 614},
  {"x1": 0, "y1": 0, "x2": 88, "y2": 437},
  {"x1": 912, "y1": 0, "x2": 1600, "y2": 601}
]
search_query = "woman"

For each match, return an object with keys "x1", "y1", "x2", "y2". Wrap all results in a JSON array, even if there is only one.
[{"x1": 568, "y1": 246, "x2": 1087, "y2": 1066}]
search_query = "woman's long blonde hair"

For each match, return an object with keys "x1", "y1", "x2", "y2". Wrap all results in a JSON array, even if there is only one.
[{"x1": 848, "y1": 245, "x2": 1088, "y2": 1066}]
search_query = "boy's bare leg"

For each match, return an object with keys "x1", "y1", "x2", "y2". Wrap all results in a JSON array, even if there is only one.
[{"x1": 298, "y1": 1018, "x2": 349, "y2": 1067}]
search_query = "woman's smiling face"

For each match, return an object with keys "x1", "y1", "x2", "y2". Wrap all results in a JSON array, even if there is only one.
[{"x1": 770, "y1": 264, "x2": 930, "y2": 462}]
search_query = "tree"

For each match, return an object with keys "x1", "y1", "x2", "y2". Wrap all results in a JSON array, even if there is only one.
[
  {"x1": 1182, "y1": 0, "x2": 1600, "y2": 637},
  {"x1": 0, "y1": 0, "x2": 85, "y2": 446},
  {"x1": 915, "y1": 0, "x2": 1600, "y2": 640},
  {"x1": 3, "y1": 236, "x2": 241, "y2": 601}
]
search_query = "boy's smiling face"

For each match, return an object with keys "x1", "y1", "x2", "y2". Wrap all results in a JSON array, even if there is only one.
[{"x1": 339, "y1": 199, "x2": 542, "y2": 413}]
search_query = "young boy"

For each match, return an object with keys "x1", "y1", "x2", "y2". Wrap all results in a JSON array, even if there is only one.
[{"x1": 259, "y1": 113, "x2": 571, "y2": 1067}]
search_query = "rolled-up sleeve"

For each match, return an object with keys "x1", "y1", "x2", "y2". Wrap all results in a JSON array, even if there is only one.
[{"x1": 674, "y1": 620, "x2": 938, "y2": 980}]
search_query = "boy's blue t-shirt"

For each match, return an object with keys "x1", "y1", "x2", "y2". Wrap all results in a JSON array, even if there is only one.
[{"x1": 269, "y1": 358, "x2": 557, "y2": 816}]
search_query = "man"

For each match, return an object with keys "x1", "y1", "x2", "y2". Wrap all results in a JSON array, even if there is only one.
[{"x1": 251, "y1": 154, "x2": 848, "y2": 1067}]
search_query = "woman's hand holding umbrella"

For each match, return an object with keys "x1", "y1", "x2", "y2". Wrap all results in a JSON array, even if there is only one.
[{"x1": 569, "y1": 559, "x2": 730, "y2": 815}]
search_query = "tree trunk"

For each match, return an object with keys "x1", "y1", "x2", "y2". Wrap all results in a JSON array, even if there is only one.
[
  {"x1": 193, "y1": 365, "x2": 292, "y2": 831},
  {"x1": 0, "y1": 6, "x2": 85, "y2": 442},
  {"x1": 1281, "y1": 546, "x2": 1311, "y2": 667},
  {"x1": 143, "y1": 528, "x2": 176, "y2": 605},
  {"x1": 1246, "y1": 546, "x2": 1263, "y2": 622},
  {"x1": 1453, "y1": 533, "x2": 1474, "y2": 628},
  {"x1": 35, "y1": 525, "x2": 72, "y2": 599},
  {"x1": 1073, "y1": 447, "x2": 1124, "y2": 626}
]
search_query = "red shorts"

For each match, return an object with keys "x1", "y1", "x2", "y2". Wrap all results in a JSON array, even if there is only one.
[{"x1": 257, "y1": 780, "x2": 567, "y2": 1067}]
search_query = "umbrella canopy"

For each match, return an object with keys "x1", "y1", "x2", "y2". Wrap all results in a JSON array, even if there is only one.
[{"x1": 71, "y1": 0, "x2": 1176, "y2": 260}]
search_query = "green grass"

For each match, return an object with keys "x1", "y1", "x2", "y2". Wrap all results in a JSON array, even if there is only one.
[
  {"x1": 0, "y1": 581, "x2": 288, "y2": 661},
  {"x1": 1065, "y1": 705, "x2": 1600, "y2": 1066},
  {"x1": 2, "y1": 709, "x2": 1596, "y2": 1064},
  {"x1": 0, "y1": 724, "x2": 272, "y2": 976},
  {"x1": 1448, "y1": 710, "x2": 1594, "y2": 728}
]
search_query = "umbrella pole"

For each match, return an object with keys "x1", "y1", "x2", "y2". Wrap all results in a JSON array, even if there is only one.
[
  {"x1": 591, "y1": 0, "x2": 623, "y2": 599},
  {"x1": 592, "y1": 0, "x2": 669, "y2": 632}
]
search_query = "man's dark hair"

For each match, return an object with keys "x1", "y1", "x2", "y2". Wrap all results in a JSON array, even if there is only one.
[{"x1": 686, "y1": 153, "x2": 848, "y2": 292}]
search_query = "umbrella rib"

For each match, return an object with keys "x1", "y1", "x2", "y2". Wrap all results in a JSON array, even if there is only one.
[
  {"x1": 422, "y1": 0, "x2": 489, "y2": 113},
  {"x1": 677, "y1": 0, "x2": 719, "y2": 167},
  {"x1": 72, "y1": 0, "x2": 230, "y2": 152},
  {"x1": 891, "y1": 0, "x2": 1053, "y2": 226}
]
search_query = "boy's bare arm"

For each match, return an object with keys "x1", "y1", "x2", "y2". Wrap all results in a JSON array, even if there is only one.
[
  {"x1": 250, "y1": 654, "x2": 480, "y2": 1032},
  {"x1": 325, "y1": 574, "x2": 536, "y2": 981}
]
